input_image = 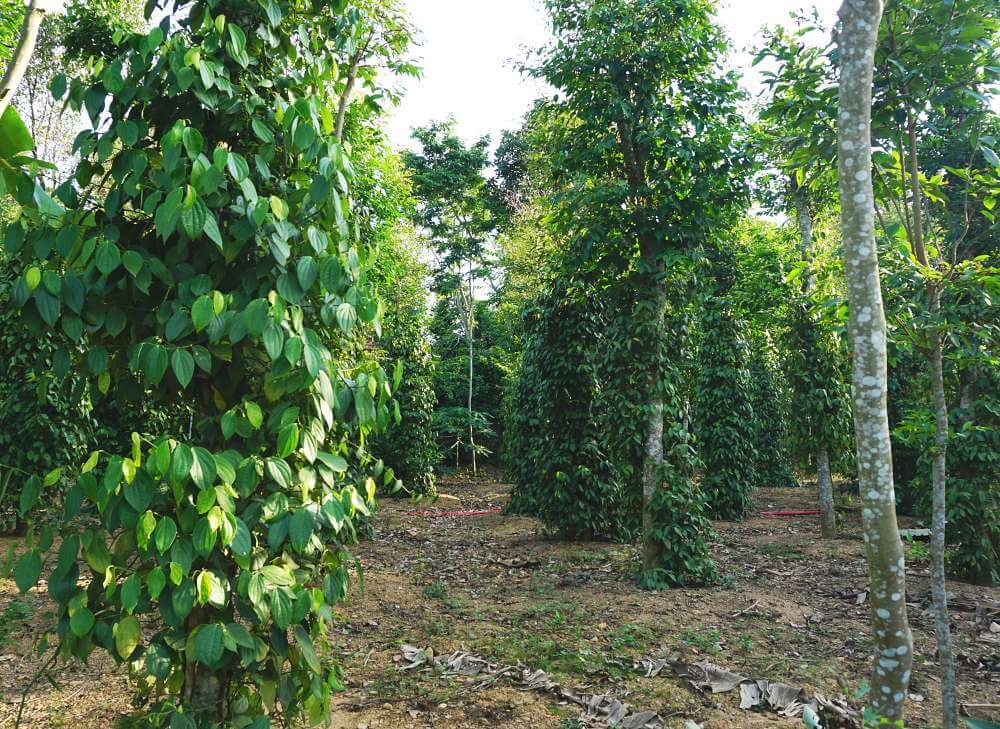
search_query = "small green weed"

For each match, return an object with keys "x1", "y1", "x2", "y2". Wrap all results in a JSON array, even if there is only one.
[
  {"x1": 680, "y1": 626, "x2": 722, "y2": 654},
  {"x1": 424, "y1": 580, "x2": 448, "y2": 600},
  {"x1": 903, "y1": 536, "x2": 929, "y2": 563},
  {"x1": 0, "y1": 598, "x2": 31, "y2": 648},
  {"x1": 608, "y1": 622, "x2": 654, "y2": 653}
]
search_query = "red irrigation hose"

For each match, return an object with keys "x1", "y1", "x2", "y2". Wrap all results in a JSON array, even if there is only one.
[
  {"x1": 404, "y1": 507, "x2": 818, "y2": 518},
  {"x1": 405, "y1": 508, "x2": 502, "y2": 518},
  {"x1": 759, "y1": 509, "x2": 821, "y2": 517}
]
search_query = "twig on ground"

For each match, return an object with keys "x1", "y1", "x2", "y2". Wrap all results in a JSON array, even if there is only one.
[{"x1": 730, "y1": 600, "x2": 761, "y2": 617}]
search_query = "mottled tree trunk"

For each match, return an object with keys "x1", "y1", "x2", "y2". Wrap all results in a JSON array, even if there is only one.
[
  {"x1": 928, "y1": 289, "x2": 958, "y2": 729},
  {"x1": 904, "y1": 110, "x2": 958, "y2": 729},
  {"x1": 816, "y1": 447, "x2": 836, "y2": 538},
  {"x1": 836, "y1": 0, "x2": 914, "y2": 721},
  {"x1": 467, "y1": 264, "x2": 477, "y2": 475},
  {"x1": 640, "y1": 275, "x2": 669, "y2": 574},
  {"x1": 793, "y1": 186, "x2": 817, "y2": 291},
  {"x1": 641, "y1": 394, "x2": 665, "y2": 574},
  {"x1": 794, "y1": 186, "x2": 837, "y2": 537}
]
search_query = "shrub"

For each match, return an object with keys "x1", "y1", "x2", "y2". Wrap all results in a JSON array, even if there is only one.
[
  {"x1": 694, "y1": 296, "x2": 758, "y2": 520},
  {"x1": 6, "y1": 1, "x2": 395, "y2": 725}
]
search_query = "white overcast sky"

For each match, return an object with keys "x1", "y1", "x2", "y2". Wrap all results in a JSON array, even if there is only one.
[{"x1": 386, "y1": 0, "x2": 841, "y2": 151}]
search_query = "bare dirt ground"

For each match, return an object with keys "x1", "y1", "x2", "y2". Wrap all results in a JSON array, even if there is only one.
[{"x1": 0, "y1": 470, "x2": 997, "y2": 728}]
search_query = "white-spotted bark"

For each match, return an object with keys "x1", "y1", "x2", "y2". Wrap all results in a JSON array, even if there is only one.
[
  {"x1": 928, "y1": 301, "x2": 957, "y2": 728},
  {"x1": 816, "y1": 447, "x2": 836, "y2": 538},
  {"x1": 904, "y1": 112, "x2": 957, "y2": 729},
  {"x1": 467, "y1": 263, "x2": 476, "y2": 475},
  {"x1": 642, "y1": 393, "x2": 665, "y2": 574},
  {"x1": 836, "y1": 0, "x2": 914, "y2": 720}
]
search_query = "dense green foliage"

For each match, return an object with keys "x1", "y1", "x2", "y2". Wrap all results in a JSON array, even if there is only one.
[
  {"x1": 746, "y1": 348, "x2": 798, "y2": 490},
  {"x1": 0, "y1": 0, "x2": 150, "y2": 531},
  {"x1": 403, "y1": 121, "x2": 504, "y2": 469},
  {"x1": 4, "y1": 1, "x2": 405, "y2": 725},
  {"x1": 503, "y1": 0, "x2": 750, "y2": 586},
  {"x1": 0, "y1": 0, "x2": 24, "y2": 65},
  {"x1": 781, "y1": 302, "x2": 853, "y2": 471},
  {"x1": 370, "y1": 245, "x2": 438, "y2": 495},
  {"x1": 0, "y1": 271, "x2": 95, "y2": 531},
  {"x1": 758, "y1": 0, "x2": 1000, "y2": 587},
  {"x1": 1, "y1": 2, "x2": 998, "y2": 726},
  {"x1": 693, "y1": 286, "x2": 757, "y2": 520},
  {"x1": 505, "y1": 282, "x2": 626, "y2": 538},
  {"x1": 897, "y1": 373, "x2": 1000, "y2": 585},
  {"x1": 348, "y1": 118, "x2": 438, "y2": 497}
]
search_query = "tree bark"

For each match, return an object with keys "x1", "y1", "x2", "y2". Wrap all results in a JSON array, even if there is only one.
[
  {"x1": 793, "y1": 184, "x2": 817, "y2": 290},
  {"x1": 794, "y1": 184, "x2": 837, "y2": 537},
  {"x1": 0, "y1": 0, "x2": 46, "y2": 119},
  {"x1": 466, "y1": 263, "x2": 476, "y2": 475},
  {"x1": 816, "y1": 447, "x2": 837, "y2": 538},
  {"x1": 904, "y1": 110, "x2": 958, "y2": 729},
  {"x1": 836, "y1": 0, "x2": 914, "y2": 721},
  {"x1": 641, "y1": 394, "x2": 665, "y2": 574},
  {"x1": 617, "y1": 112, "x2": 672, "y2": 575},
  {"x1": 641, "y1": 281, "x2": 668, "y2": 574},
  {"x1": 928, "y1": 293, "x2": 957, "y2": 728}
]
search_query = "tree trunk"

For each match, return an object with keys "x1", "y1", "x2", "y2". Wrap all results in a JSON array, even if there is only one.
[
  {"x1": 641, "y1": 395, "x2": 665, "y2": 575},
  {"x1": 185, "y1": 663, "x2": 225, "y2": 720},
  {"x1": 928, "y1": 288, "x2": 958, "y2": 729},
  {"x1": 794, "y1": 184, "x2": 837, "y2": 537},
  {"x1": 641, "y1": 280, "x2": 668, "y2": 574},
  {"x1": 816, "y1": 447, "x2": 836, "y2": 538},
  {"x1": 905, "y1": 110, "x2": 958, "y2": 729},
  {"x1": 0, "y1": 0, "x2": 46, "y2": 119},
  {"x1": 183, "y1": 609, "x2": 226, "y2": 720},
  {"x1": 467, "y1": 264, "x2": 476, "y2": 475},
  {"x1": 793, "y1": 184, "x2": 818, "y2": 291},
  {"x1": 334, "y1": 31, "x2": 373, "y2": 144},
  {"x1": 836, "y1": 0, "x2": 914, "y2": 721}
]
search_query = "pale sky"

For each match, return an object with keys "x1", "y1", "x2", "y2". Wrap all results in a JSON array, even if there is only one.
[{"x1": 386, "y1": 0, "x2": 841, "y2": 151}]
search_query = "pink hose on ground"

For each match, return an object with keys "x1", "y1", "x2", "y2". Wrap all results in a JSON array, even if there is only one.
[
  {"x1": 405, "y1": 508, "x2": 502, "y2": 518},
  {"x1": 758, "y1": 509, "x2": 821, "y2": 517}
]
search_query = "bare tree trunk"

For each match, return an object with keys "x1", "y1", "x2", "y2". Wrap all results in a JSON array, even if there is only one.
[
  {"x1": 794, "y1": 185, "x2": 837, "y2": 537},
  {"x1": 957, "y1": 368, "x2": 974, "y2": 419},
  {"x1": 836, "y1": 1, "x2": 914, "y2": 721},
  {"x1": 0, "y1": 0, "x2": 46, "y2": 119},
  {"x1": 816, "y1": 447, "x2": 837, "y2": 538},
  {"x1": 928, "y1": 287, "x2": 958, "y2": 728},
  {"x1": 904, "y1": 112, "x2": 958, "y2": 729},
  {"x1": 467, "y1": 263, "x2": 476, "y2": 475},
  {"x1": 335, "y1": 58, "x2": 361, "y2": 144}
]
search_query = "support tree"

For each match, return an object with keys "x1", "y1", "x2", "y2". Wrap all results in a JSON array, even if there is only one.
[
  {"x1": 836, "y1": 0, "x2": 914, "y2": 720},
  {"x1": 529, "y1": 0, "x2": 746, "y2": 585},
  {"x1": 404, "y1": 121, "x2": 496, "y2": 473},
  {"x1": 6, "y1": 1, "x2": 397, "y2": 725},
  {"x1": 869, "y1": 3, "x2": 1000, "y2": 720},
  {"x1": 756, "y1": 23, "x2": 846, "y2": 537}
]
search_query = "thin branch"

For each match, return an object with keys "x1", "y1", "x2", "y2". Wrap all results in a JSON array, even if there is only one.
[
  {"x1": 14, "y1": 649, "x2": 58, "y2": 729},
  {"x1": 0, "y1": 0, "x2": 46, "y2": 119},
  {"x1": 334, "y1": 30, "x2": 375, "y2": 144}
]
